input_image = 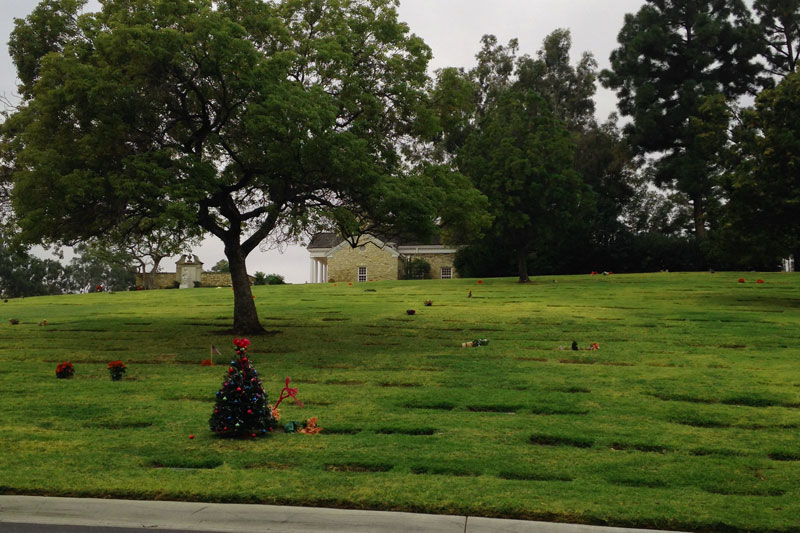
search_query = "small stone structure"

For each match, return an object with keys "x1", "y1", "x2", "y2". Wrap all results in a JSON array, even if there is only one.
[
  {"x1": 307, "y1": 233, "x2": 459, "y2": 283},
  {"x1": 134, "y1": 255, "x2": 254, "y2": 288},
  {"x1": 177, "y1": 254, "x2": 203, "y2": 288}
]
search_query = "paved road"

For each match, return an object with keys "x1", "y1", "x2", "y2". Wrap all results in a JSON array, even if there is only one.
[{"x1": 0, "y1": 496, "x2": 685, "y2": 533}]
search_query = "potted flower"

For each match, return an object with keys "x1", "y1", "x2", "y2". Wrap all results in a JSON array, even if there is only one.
[
  {"x1": 55, "y1": 362, "x2": 75, "y2": 379},
  {"x1": 108, "y1": 360, "x2": 127, "y2": 381}
]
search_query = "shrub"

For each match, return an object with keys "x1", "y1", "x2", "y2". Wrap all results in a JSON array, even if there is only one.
[
  {"x1": 405, "y1": 258, "x2": 431, "y2": 280},
  {"x1": 265, "y1": 274, "x2": 285, "y2": 285}
]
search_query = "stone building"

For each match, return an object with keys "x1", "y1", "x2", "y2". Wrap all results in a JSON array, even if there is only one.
[
  {"x1": 307, "y1": 233, "x2": 459, "y2": 283},
  {"x1": 135, "y1": 254, "x2": 254, "y2": 288}
]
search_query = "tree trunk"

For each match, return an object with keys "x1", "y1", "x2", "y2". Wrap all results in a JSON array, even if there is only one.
[
  {"x1": 516, "y1": 248, "x2": 530, "y2": 283},
  {"x1": 692, "y1": 195, "x2": 707, "y2": 240},
  {"x1": 226, "y1": 246, "x2": 265, "y2": 334},
  {"x1": 145, "y1": 257, "x2": 162, "y2": 290}
]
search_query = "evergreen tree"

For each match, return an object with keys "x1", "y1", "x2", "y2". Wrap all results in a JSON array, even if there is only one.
[
  {"x1": 209, "y1": 338, "x2": 276, "y2": 438},
  {"x1": 754, "y1": 0, "x2": 800, "y2": 79},
  {"x1": 601, "y1": 0, "x2": 762, "y2": 239},
  {"x1": 722, "y1": 70, "x2": 800, "y2": 267}
]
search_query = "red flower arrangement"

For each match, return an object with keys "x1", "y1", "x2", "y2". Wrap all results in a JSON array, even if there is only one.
[
  {"x1": 757, "y1": 279, "x2": 765, "y2": 284},
  {"x1": 478, "y1": 280, "x2": 483, "y2": 284},
  {"x1": 96, "y1": 284, "x2": 103, "y2": 292},
  {"x1": 738, "y1": 278, "x2": 745, "y2": 283},
  {"x1": 108, "y1": 360, "x2": 127, "y2": 381},
  {"x1": 56, "y1": 362, "x2": 75, "y2": 379},
  {"x1": 201, "y1": 359, "x2": 214, "y2": 366}
]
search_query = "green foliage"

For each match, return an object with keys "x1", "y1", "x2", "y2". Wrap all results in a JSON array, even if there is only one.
[
  {"x1": 67, "y1": 242, "x2": 135, "y2": 293},
  {"x1": 435, "y1": 31, "x2": 604, "y2": 282},
  {"x1": 405, "y1": 258, "x2": 430, "y2": 280},
  {"x1": 264, "y1": 273, "x2": 285, "y2": 285},
  {"x1": 516, "y1": 29, "x2": 597, "y2": 128},
  {"x1": 3, "y1": 0, "x2": 482, "y2": 333},
  {"x1": 601, "y1": 0, "x2": 762, "y2": 238},
  {"x1": 0, "y1": 244, "x2": 67, "y2": 297},
  {"x1": 252, "y1": 272, "x2": 284, "y2": 286},
  {"x1": 722, "y1": 70, "x2": 800, "y2": 264},
  {"x1": 210, "y1": 260, "x2": 230, "y2": 274},
  {"x1": 1, "y1": 274, "x2": 799, "y2": 531},
  {"x1": 458, "y1": 89, "x2": 590, "y2": 281},
  {"x1": 754, "y1": 0, "x2": 800, "y2": 78}
]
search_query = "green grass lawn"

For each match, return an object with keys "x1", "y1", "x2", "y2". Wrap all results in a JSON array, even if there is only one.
[{"x1": 1, "y1": 272, "x2": 799, "y2": 532}]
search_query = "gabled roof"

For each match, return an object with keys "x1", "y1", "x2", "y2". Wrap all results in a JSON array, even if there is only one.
[
  {"x1": 307, "y1": 233, "x2": 345, "y2": 249},
  {"x1": 307, "y1": 232, "x2": 445, "y2": 250}
]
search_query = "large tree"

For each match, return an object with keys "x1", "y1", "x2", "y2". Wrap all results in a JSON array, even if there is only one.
[
  {"x1": 4, "y1": 0, "x2": 477, "y2": 333},
  {"x1": 437, "y1": 31, "x2": 598, "y2": 281},
  {"x1": 754, "y1": 0, "x2": 800, "y2": 78},
  {"x1": 601, "y1": 0, "x2": 762, "y2": 239},
  {"x1": 0, "y1": 244, "x2": 67, "y2": 298},
  {"x1": 723, "y1": 70, "x2": 800, "y2": 266},
  {"x1": 457, "y1": 88, "x2": 590, "y2": 282}
]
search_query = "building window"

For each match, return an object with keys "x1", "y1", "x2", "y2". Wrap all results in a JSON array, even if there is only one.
[
  {"x1": 441, "y1": 266, "x2": 453, "y2": 279},
  {"x1": 358, "y1": 266, "x2": 367, "y2": 282}
]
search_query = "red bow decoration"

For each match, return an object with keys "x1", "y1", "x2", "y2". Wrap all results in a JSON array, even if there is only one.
[{"x1": 274, "y1": 376, "x2": 303, "y2": 409}]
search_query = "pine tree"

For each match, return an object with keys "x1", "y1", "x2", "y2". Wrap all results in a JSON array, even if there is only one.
[{"x1": 209, "y1": 338, "x2": 276, "y2": 438}]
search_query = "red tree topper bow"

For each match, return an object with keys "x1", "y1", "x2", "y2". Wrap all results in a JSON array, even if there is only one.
[{"x1": 274, "y1": 377, "x2": 303, "y2": 409}]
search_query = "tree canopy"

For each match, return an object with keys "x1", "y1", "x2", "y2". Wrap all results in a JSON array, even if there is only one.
[
  {"x1": 723, "y1": 70, "x2": 800, "y2": 265},
  {"x1": 4, "y1": 0, "x2": 485, "y2": 332},
  {"x1": 438, "y1": 31, "x2": 595, "y2": 281},
  {"x1": 755, "y1": 0, "x2": 800, "y2": 78},
  {"x1": 601, "y1": 0, "x2": 762, "y2": 240}
]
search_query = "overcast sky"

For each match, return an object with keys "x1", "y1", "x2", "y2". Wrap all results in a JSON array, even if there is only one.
[{"x1": 1, "y1": 0, "x2": 645, "y2": 283}]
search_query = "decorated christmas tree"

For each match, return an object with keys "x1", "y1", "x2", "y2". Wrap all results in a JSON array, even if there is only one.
[{"x1": 209, "y1": 338, "x2": 277, "y2": 438}]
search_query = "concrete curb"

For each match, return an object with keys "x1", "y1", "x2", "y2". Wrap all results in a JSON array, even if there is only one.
[{"x1": 0, "y1": 496, "x2": 684, "y2": 533}]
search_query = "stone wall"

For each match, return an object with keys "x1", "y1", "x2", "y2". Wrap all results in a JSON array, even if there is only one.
[
  {"x1": 328, "y1": 242, "x2": 402, "y2": 283},
  {"x1": 200, "y1": 273, "x2": 236, "y2": 287},
  {"x1": 136, "y1": 273, "x2": 179, "y2": 289},
  {"x1": 402, "y1": 253, "x2": 458, "y2": 279},
  {"x1": 136, "y1": 272, "x2": 247, "y2": 288}
]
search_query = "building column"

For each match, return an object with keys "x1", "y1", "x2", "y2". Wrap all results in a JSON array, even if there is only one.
[
  {"x1": 309, "y1": 259, "x2": 315, "y2": 283},
  {"x1": 322, "y1": 261, "x2": 328, "y2": 283}
]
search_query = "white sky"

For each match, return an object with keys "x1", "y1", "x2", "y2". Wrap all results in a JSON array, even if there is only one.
[{"x1": 1, "y1": 0, "x2": 645, "y2": 282}]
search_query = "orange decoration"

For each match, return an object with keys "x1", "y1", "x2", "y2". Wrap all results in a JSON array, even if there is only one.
[{"x1": 298, "y1": 417, "x2": 322, "y2": 434}]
